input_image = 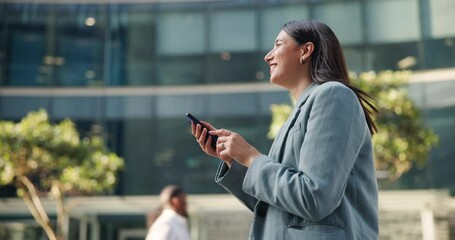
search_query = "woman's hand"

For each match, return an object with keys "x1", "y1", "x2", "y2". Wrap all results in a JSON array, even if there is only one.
[
  {"x1": 210, "y1": 129, "x2": 261, "y2": 168},
  {"x1": 191, "y1": 121, "x2": 233, "y2": 167},
  {"x1": 191, "y1": 121, "x2": 217, "y2": 157}
]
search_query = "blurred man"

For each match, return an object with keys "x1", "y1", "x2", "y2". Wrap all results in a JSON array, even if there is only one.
[{"x1": 145, "y1": 185, "x2": 190, "y2": 240}]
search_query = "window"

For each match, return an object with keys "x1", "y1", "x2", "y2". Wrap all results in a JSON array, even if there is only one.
[
  {"x1": 314, "y1": 2, "x2": 363, "y2": 45},
  {"x1": 55, "y1": 5, "x2": 105, "y2": 86},
  {"x1": 367, "y1": 41, "x2": 420, "y2": 71},
  {"x1": 343, "y1": 46, "x2": 366, "y2": 73},
  {"x1": 8, "y1": 30, "x2": 46, "y2": 86},
  {"x1": 206, "y1": 52, "x2": 260, "y2": 84},
  {"x1": 366, "y1": 0, "x2": 420, "y2": 44},
  {"x1": 125, "y1": 11, "x2": 158, "y2": 85},
  {"x1": 154, "y1": 11, "x2": 206, "y2": 85},
  {"x1": 260, "y1": 5, "x2": 310, "y2": 51},
  {"x1": 423, "y1": 38, "x2": 455, "y2": 69},
  {"x1": 210, "y1": 10, "x2": 257, "y2": 53},
  {"x1": 429, "y1": 0, "x2": 455, "y2": 38},
  {"x1": 157, "y1": 12, "x2": 206, "y2": 56}
]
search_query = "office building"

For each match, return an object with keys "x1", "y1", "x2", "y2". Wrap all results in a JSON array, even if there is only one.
[{"x1": 1, "y1": 0, "x2": 454, "y2": 238}]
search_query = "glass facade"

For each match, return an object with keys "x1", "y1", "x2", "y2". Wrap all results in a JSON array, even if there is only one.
[{"x1": 1, "y1": 0, "x2": 455, "y2": 196}]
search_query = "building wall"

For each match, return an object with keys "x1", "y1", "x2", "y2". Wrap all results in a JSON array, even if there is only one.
[
  {"x1": 0, "y1": 190, "x2": 452, "y2": 240},
  {"x1": 0, "y1": 0, "x2": 455, "y2": 196}
]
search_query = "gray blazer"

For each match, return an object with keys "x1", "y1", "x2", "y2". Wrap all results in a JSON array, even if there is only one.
[{"x1": 215, "y1": 81, "x2": 378, "y2": 239}]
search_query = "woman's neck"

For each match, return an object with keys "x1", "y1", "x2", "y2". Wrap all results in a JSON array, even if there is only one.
[{"x1": 290, "y1": 77, "x2": 313, "y2": 100}]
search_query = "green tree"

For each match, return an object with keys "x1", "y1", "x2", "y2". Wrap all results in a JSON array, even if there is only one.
[
  {"x1": 0, "y1": 109, "x2": 124, "y2": 240},
  {"x1": 268, "y1": 70, "x2": 438, "y2": 180}
]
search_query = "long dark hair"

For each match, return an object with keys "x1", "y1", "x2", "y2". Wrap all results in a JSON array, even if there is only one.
[
  {"x1": 282, "y1": 20, "x2": 378, "y2": 135},
  {"x1": 147, "y1": 185, "x2": 186, "y2": 227}
]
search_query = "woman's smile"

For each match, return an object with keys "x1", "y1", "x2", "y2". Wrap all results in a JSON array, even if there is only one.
[{"x1": 269, "y1": 63, "x2": 277, "y2": 73}]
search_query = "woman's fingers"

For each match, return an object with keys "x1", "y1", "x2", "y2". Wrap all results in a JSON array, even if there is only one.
[
  {"x1": 191, "y1": 122, "x2": 196, "y2": 136},
  {"x1": 216, "y1": 141, "x2": 225, "y2": 157},
  {"x1": 217, "y1": 141, "x2": 230, "y2": 161},
  {"x1": 209, "y1": 128, "x2": 232, "y2": 138},
  {"x1": 191, "y1": 122, "x2": 242, "y2": 163},
  {"x1": 198, "y1": 126, "x2": 208, "y2": 145},
  {"x1": 192, "y1": 123, "x2": 202, "y2": 140},
  {"x1": 218, "y1": 130, "x2": 261, "y2": 167}
]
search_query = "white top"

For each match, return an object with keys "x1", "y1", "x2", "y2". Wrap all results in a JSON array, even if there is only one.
[{"x1": 145, "y1": 209, "x2": 190, "y2": 240}]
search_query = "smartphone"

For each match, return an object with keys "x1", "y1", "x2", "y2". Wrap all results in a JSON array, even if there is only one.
[{"x1": 186, "y1": 113, "x2": 218, "y2": 149}]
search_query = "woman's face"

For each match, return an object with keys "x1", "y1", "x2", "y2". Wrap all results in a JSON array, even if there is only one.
[
  {"x1": 171, "y1": 193, "x2": 188, "y2": 217},
  {"x1": 264, "y1": 30, "x2": 302, "y2": 88}
]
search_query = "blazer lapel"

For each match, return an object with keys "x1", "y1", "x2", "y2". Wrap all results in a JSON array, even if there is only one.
[{"x1": 268, "y1": 83, "x2": 318, "y2": 162}]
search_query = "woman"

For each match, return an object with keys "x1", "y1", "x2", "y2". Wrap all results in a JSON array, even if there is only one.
[
  {"x1": 191, "y1": 20, "x2": 378, "y2": 239},
  {"x1": 145, "y1": 185, "x2": 190, "y2": 240}
]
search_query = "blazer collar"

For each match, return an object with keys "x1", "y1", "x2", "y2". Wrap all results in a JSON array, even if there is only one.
[
  {"x1": 267, "y1": 82, "x2": 318, "y2": 160},
  {"x1": 295, "y1": 82, "x2": 318, "y2": 108}
]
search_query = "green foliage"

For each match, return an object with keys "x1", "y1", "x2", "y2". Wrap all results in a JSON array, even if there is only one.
[
  {"x1": 268, "y1": 104, "x2": 293, "y2": 139},
  {"x1": 268, "y1": 71, "x2": 438, "y2": 180},
  {"x1": 0, "y1": 109, "x2": 124, "y2": 194},
  {"x1": 0, "y1": 109, "x2": 124, "y2": 240}
]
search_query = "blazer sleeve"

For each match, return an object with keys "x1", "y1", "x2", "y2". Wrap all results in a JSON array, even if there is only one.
[
  {"x1": 242, "y1": 83, "x2": 369, "y2": 221},
  {"x1": 215, "y1": 160, "x2": 259, "y2": 212}
]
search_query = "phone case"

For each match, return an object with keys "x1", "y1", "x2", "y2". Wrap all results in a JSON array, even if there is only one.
[{"x1": 186, "y1": 113, "x2": 218, "y2": 149}]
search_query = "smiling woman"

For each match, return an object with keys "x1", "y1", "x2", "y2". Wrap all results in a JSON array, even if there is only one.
[
  {"x1": 264, "y1": 30, "x2": 313, "y2": 98},
  {"x1": 191, "y1": 19, "x2": 379, "y2": 240}
]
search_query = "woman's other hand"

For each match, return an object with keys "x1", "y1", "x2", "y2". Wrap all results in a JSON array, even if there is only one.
[
  {"x1": 210, "y1": 129, "x2": 261, "y2": 168},
  {"x1": 191, "y1": 121, "x2": 234, "y2": 167}
]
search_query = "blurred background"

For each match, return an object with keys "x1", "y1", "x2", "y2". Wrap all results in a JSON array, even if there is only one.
[{"x1": 0, "y1": 0, "x2": 454, "y2": 239}]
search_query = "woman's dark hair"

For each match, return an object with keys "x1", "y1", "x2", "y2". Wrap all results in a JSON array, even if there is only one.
[
  {"x1": 147, "y1": 185, "x2": 185, "y2": 227},
  {"x1": 282, "y1": 20, "x2": 378, "y2": 135},
  {"x1": 160, "y1": 185, "x2": 184, "y2": 205}
]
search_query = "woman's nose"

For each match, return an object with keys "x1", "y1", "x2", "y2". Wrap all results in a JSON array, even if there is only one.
[{"x1": 264, "y1": 50, "x2": 273, "y2": 63}]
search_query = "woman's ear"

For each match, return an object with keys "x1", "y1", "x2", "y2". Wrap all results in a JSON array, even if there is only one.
[{"x1": 300, "y1": 42, "x2": 314, "y2": 63}]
